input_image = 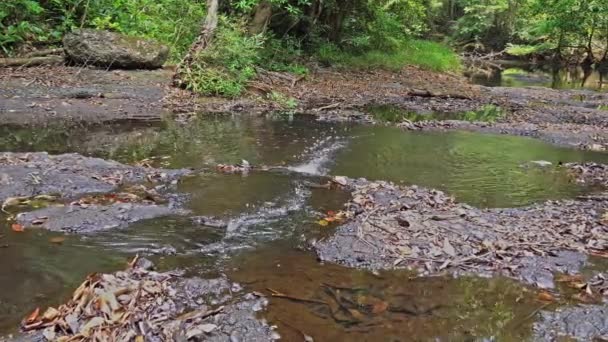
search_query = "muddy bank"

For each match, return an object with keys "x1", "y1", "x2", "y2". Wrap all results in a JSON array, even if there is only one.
[
  {"x1": 0, "y1": 66, "x2": 172, "y2": 125},
  {"x1": 313, "y1": 176, "x2": 608, "y2": 288},
  {"x1": 16, "y1": 259, "x2": 278, "y2": 341}
]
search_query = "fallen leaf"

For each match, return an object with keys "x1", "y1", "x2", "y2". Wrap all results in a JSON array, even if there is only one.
[
  {"x1": 200, "y1": 323, "x2": 218, "y2": 333},
  {"x1": 49, "y1": 237, "x2": 65, "y2": 244},
  {"x1": 11, "y1": 223, "x2": 24, "y2": 232},
  {"x1": 371, "y1": 301, "x2": 389, "y2": 315},
  {"x1": 80, "y1": 316, "x2": 104, "y2": 337},
  {"x1": 317, "y1": 219, "x2": 329, "y2": 227},
  {"x1": 555, "y1": 274, "x2": 584, "y2": 283},
  {"x1": 41, "y1": 307, "x2": 60, "y2": 321},
  {"x1": 537, "y1": 291, "x2": 555, "y2": 302},
  {"x1": 135, "y1": 336, "x2": 144, "y2": 342},
  {"x1": 442, "y1": 239, "x2": 456, "y2": 257},
  {"x1": 25, "y1": 307, "x2": 40, "y2": 324}
]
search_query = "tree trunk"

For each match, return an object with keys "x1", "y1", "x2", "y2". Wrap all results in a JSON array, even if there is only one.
[
  {"x1": 248, "y1": 0, "x2": 272, "y2": 35},
  {"x1": 173, "y1": 0, "x2": 219, "y2": 87}
]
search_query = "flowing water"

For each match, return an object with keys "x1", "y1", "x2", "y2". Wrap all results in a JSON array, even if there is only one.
[{"x1": 1, "y1": 115, "x2": 608, "y2": 338}]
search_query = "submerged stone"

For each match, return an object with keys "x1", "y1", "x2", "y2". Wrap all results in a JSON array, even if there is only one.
[
  {"x1": 63, "y1": 29, "x2": 169, "y2": 69},
  {"x1": 16, "y1": 203, "x2": 188, "y2": 234}
]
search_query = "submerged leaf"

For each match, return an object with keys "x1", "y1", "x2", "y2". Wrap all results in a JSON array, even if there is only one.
[
  {"x1": 25, "y1": 307, "x2": 40, "y2": 324},
  {"x1": 11, "y1": 223, "x2": 24, "y2": 232}
]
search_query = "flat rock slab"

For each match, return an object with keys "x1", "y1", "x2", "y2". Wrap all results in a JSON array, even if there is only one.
[
  {"x1": 0, "y1": 152, "x2": 189, "y2": 202},
  {"x1": 314, "y1": 177, "x2": 608, "y2": 288},
  {"x1": 15, "y1": 203, "x2": 187, "y2": 233},
  {"x1": 534, "y1": 305, "x2": 608, "y2": 341}
]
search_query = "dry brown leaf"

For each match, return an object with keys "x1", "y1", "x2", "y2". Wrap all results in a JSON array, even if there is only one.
[
  {"x1": 80, "y1": 316, "x2": 104, "y2": 337},
  {"x1": 41, "y1": 307, "x2": 60, "y2": 321},
  {"x1": 25, "y1": 307, "x2": 40, "y2": 324},
  {"x1": 50, "y1": 236, "x2": 66, "y2": 244},
  {"x1": 11, "y1": 223, "x2": 24, "y2": 232},
  {"x1": 371, "y1": 301, "x2": 389, "y2": 315},
  {"x1": 537, "y1": 291, "x2": 555, "y2": 302},
  {"x1": 555, "y1": 274, "x2": 584, "y2": 283}
]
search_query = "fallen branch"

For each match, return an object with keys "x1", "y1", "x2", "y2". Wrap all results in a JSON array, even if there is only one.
[
  {"x1": 0, "y1": 56, "x2": 64, "y2": 67},
  {"x1": 406, "y1": 88, "x2": 472, "y2": 100},
  {"x1": 267, "y1": 288, "x2": 328, "y2": 306},
  {"x1": 24, "y1": 48, "x2": 64, "y2": 58}
]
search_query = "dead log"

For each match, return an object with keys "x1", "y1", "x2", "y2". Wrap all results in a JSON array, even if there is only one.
[{"x1": 0, "y1": 56, "x2": 64, "y2": 67}]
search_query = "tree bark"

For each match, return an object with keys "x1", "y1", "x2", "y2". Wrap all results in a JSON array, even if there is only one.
[
  {"x1": 173, "y1": 0, "x2": 219, "y2": 87},
  {"x1": 248, "y1": 0, "x2": 272, "y2": 35}
]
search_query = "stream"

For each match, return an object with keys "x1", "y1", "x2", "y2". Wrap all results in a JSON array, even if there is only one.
[{"x1": 2, "y1": 114, "x2": 608, "y2": 340}]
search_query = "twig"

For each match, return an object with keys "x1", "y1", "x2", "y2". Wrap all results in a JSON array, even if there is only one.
[
  {"x1": 314, "y1": 102, "x2": 341, "y2": 112},
  {"x1": 267, "y1": 288, "x2": 328, "y2": 306},
  {"x1": 508, "y1": 302, "x2": 550, "y2": 331}
]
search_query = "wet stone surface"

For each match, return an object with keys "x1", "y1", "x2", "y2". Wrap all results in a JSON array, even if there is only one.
[
  {"x1": 15, "y1": 203, "x2": 188, "y2": 234},
  {"x1": 313, "y1": 177, "x2": 608, "y2": 287},
  {"x1": 0, "y1": 152, "x2": 189, "y2": 203},
  {"x1": 534, "y1": 305, "x2": 608, "y2": 341}
]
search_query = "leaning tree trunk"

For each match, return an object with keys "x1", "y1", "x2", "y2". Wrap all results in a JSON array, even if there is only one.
[{"x1": 173, "y1": 0, "x2": 219, "y2": 87}]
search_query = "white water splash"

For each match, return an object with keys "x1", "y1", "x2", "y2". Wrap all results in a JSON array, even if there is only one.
[{"x1": 287, "y1": 137, "x2": 346, "y2": 176}]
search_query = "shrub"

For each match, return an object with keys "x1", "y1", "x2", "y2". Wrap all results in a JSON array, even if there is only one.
[{"x1": 181, "y1": 18, "x2": 264, "y2": 97}]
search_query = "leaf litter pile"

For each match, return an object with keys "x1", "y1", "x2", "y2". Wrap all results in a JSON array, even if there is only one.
[
  {"x1": 20, "y1": 257, "x2": 278, "y2": 341},
  {"x1": 314, "y1": 177, "x2": 608, "y2": 292}
]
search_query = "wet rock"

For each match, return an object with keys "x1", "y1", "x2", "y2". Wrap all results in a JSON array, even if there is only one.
[
  {"x1": 191, "y1": 216, "x2": 228, "y2": 229},
  {"x1": 16, "y1": 203, "x2": 188, "y2": 233},
  {"x1": 534, "y1": 305, "x2": 608, "y2": 341},
  {"x1": 516, "y1": 251, "x2": 587, "y2": 289},
  {"x1": 314, "y1": 177, "x2": 608, "y2": 286},
  {"x1": 0, "y1": 152, "x2": 189, "y2": 203},
  {"x1": 63, "y1": 29, "x2": 169, "y2": 69}
]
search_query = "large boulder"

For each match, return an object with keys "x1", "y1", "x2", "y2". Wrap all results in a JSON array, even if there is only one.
[{"x1": 63, "y1": 29, "x2": 169, "y2": 69}]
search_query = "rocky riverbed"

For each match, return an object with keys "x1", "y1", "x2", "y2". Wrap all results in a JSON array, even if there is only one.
[{"x1": 3, "y1": 62, "x2": 608, "y2": 341}]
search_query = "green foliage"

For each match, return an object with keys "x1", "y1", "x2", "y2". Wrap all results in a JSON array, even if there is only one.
[
  {"x1": 259, "y1": 36, "x2": 309, "y2": 75},
  {"x1": 367, "y1": 104, "x2": 505, "y2": 123},
  {"x1": 182, "y1": 19, "x2": 264, "y2": 97},
  {"x1": 0, "y1": 0, "x2": 204, "y2": 59},
  {"x1": 86, "y1": 0, "x2": 205, "y2": 60},
  {"x1": 267, "y1": 91, "x2": 298, "y2": 109},
  {"x1": 318, "y1": 40, "x2": 461, "y2": 72}
]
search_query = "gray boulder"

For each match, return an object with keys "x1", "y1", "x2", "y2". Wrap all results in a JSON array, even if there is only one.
[{"x1": 63, "y1": 29, "x2": 169, "y2": 69}]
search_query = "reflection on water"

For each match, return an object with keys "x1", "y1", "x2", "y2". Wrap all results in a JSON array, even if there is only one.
[
  {"x1": 470, "y1": 63, "x2": 608, "y2": 92},
  {"x1": 0, "y1": 115, "x2": 606, "y2": 338},
  {"x1": 228, "y1": 243, "x2": 539, "y2": 341},
  {"x1": 332, "y1": 127, "x2": 608, "y2": 207}
]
